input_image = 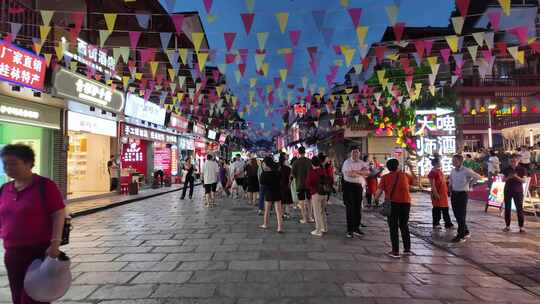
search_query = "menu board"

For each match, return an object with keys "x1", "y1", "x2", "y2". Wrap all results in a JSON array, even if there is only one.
[
  {"x1": 153, "y1": 143, "x2": 171, "y2": 176},
  {"x1": 121, "y1": 139, "x2": 147, "y2": 176}
]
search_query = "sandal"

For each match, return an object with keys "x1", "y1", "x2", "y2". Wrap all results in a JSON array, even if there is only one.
[{"x1": 259, "y1": 225, "x2": 268, "y2": 229}]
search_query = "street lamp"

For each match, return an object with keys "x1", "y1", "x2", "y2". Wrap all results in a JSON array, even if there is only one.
[{"x1": 487, "y1": 104, "x2": 497, "y2": 148}]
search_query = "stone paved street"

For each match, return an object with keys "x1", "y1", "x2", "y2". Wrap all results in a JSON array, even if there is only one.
[{"x1": 2, "y1": 189, "x2": 540, "y2": 303}]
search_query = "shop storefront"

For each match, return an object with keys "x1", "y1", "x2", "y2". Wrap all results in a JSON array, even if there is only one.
[
  {"x1": 52, "y1": 68, "x2": 125, "y2": 199},
  {"x1": 193, "y1": 122, "x2": 207, "y2": 173},
  {"x1": 0, "y1": 97, "x2": 61, "y2": 184}
]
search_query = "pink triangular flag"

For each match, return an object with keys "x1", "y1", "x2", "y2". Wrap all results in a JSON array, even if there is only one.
[
  {"x1": 284, "y1": 52, "x2": 294, "y2": 69},
  {"x1": 72, "y1": 12, "x2": 84, "y2": 31},
  {"x1": 274, "y1": 77, "x2": 281, "y2": 88},
  {"x1": 289, "y1": 30, "x2": 301, "y2": 47},
  {"x1": 414, "y1": 40, "x2": 425, "y2": 58},
  {"x1": 375, "y1": 46, "x2": 385, "y2": 64},
  {"x1": 129, "y1": 31, "x2": 141, "y2": 49},
  {"x1": 393, "y1": 22, "x2": 405, "y2": 42},
  {"x1": 456, "y1": 0, "x2": 470, "y2": 17},
  {"x1": 347, "y1": 8, "x2": 362, "y2": 28},
  {"x1": 171, "y1": 14, "x2": 184, "y2": 34},
  {"x1": 203, "y1": 0, "x2": 213, "y2": 14},
  {"x1": 238, "y1": 49, "x2": 248, "y2": 63},
  {"x1": 241, "y1": 13, "x2": 255, "y2": 35},
  {"x1": 440, "y1": 48, "x2": 451, "y2": 64},
  {"x1": 223, "y1": 32, "x2": 236, "y2": 51},
  {"x1": 509, "y1": 26, "x2": 528, "y2": 46},
  {"x1": 488, "y1": 11, "x2": 501, "y2": 32},
  {"x1": 482, "y1": 49, "x2": 493, "y2": 62},
  {"x1": 424, "y1": 39, "x2": 434, "y2": 56},
  {"x1": 238, "y1": 63, "x2": 246, "y2": 76}
]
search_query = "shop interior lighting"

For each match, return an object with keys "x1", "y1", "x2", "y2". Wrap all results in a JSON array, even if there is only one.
[{"x1": 11, "y1": 85, "x2": 20, "y2": 92}]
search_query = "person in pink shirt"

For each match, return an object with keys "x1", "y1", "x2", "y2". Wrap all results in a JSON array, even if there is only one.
[{"x1": 0, "y1": 144, "x2": 66, "y2": 304}]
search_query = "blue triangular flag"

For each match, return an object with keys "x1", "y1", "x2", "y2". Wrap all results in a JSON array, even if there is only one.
[
  {"x1": 321, "y1": 28, "x2": 333, "y2": 46},
  {"x1": 135, "y1": 14, "x2": 150, "y2": 29},
  {"x1": 10, "y1": 23, "x2": 22, "y2": 40},
  {"x1": 160, "y1": 32, "x2": 172, "y2": 51}
]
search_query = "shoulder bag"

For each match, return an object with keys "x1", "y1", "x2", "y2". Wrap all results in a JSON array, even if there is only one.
[{"x1": 379, "y1": 173, "x2": 400, "y2": 217}]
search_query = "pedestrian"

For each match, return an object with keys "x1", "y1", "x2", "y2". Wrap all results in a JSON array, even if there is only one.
[
  {"x1": 428, "y1": 158, "x2": 453, "y2": 230},
  {"x1": 374, "y1": 158, "x2": 417, "y2": 258},
  {"x1": 449, "y1": 154, "x2": 481, "y2": 243},
  {"x1": 181, "y1": 157, "x2": 195, "y2": 200},
  {"x1": 341, "y1": 147, "x2": 369, "y2": 238},
  {"x1": 279, "y1": 153, "x2": 293, "y2": 220},
  {"x1": 257, "y1": 157, "x2": 266, "y2": 216},
  {"x1": 519, "y1": 145, "x2": 531, "y2": 175},
  {"x1": 259, "y1": 156, "x2": 284, "y2": 233},
  {"x1": 0, "y1": 144, "x2": 67, "y2": 304},
  {"x1": 230, "y1": 155, "x2": 247, "y2": 199},
  {"x1": 246, "y1": 157, "x2": 260, "y2": 206},
  {"x1": 365, "y1": 159, "x2": 382, "y2": 208},
  {"x1": 502, "y1": 154, "x2": 527, "y2": 233},
  {"x1": 487, "y1": 150, "x2": 500, "y2": 191},
  {"x1": 292, "y1": 147, "x2": 313, "y2": 224},
  {"x1": 107, "y1": 155, "x2": 120, "y2": 191},
  {"x1": 306, "y1": 156, "x2": 329, "y2": 237},
  {"x1": 203, "y1": 154, "x2": 220, "y2": 207},
  {"x1": 290, "y1": 157, "x2": 299, "y2": 209},
  {"x1": 219, "y1": 160, "x2": 230, "y2": 197}
]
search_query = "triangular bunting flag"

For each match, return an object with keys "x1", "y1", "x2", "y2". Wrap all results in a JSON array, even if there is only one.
[
  {"x1": 508, "y1": 46, "x2": 524, "y2": 64},
  {"x1": 246, "y1": 0, "x2": 255, "y2": 12},
  {"x1": 488, "y1": 11, "x2": 501, "y2": 31},
  {"x1": 241, "y1": 13, "x2": 255, "y2": 35},
  {"x1": 44, "y1": 53, "x2": 53, "y2": 66},
  {"x1": 257, "y1": 32, "x2": 268, "y2": 49},
  {"x1": 179, "y1": 48, "x2": 189, "y2": 64},
  {"x1": 103, "y1": 13, "x2": 117, "y2": 33},
  {"x1": 393, "y1": 22, "x2": 405, "y2": 42},
  {"x1": 136, "y1": 13, "x2": 150, "y2": 29},
  {"x1": 99, "y1": 30, "x2": 111, "y2": 48},
  {"x1": 192, "y1": 32, "x2": 205, "y2": 53},
  {"x1": 456, "y1": 0, "x2": 470, "y2": 16},
  {"x1": 149, "y1": 61, "x2": 159, "y2": 78},
  {"x1": 385, "y1": 5, "x2": 399, "y2": 26},
  {"x1": 32, "y1": 38, "x2": 43, "y2": 55},
  {"x1": 356, "y1": 26, "x2": 369, "y2": 47},
  {"x1": 451, "y1": 16, "x2": 464, "y2": 35},
  {"x1": 348, "y1": 8, "x2": 362, "y2": 27},
  {"x1": 279, "y1": 69, "x2": 288, "y2": 82},
  {"x1": 40, "y1": 10, "x2": 54, "y2": 26},
  {"x1": 467, "y1": 45, "x2": 478, "y2": 63},
  {"x1": 160, "y1": 32, "x2": 172, "y2": 51},
  {"x1": 498, "y1": 0, "x2": 511, "y2": 16},
  {"x1": 445, "y1": 35, "x2": 459, "y2": 52},
  {"x1": 171, "y1": 14, "x2": 184, "y2": 34},
  {"x1": 203, "y1": 0, "x2": 213, "y2": 14},
  {"x1": 224, "y1": 32, "x2": 236, "y2": 51},
  {"x1": 129, "y1": 31, "x2": 141, "y2": 49},
  {"x1": 197, "y1": 52, "x2": 209, "y2": 71},
  {"x1": 275, "y1": 12, "x2": 289, "y2": 34},
  {"x1": 39, "y1": 25, "x2": 51, "y2": 41},
  {"x1": 485, "y1": 32, "x2": 494, "y2": 50},
  {"x1": 472, "y1": 32, "x2": 484, "y2": 46},
  {"x1": 289, "y1": 30, "x2": 301, "y2": 47}
]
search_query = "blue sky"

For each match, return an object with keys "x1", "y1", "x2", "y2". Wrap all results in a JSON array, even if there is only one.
[{"x1": 160, "y1": 0, "x2": 454, "y2": 134}]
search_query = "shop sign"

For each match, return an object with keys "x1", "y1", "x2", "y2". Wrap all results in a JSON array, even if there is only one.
[
  {"x1": 122, "y1": 123, "x2": 177, "y2": 144},
  {"x1": 171, "y1": 145, "x2": 178, "y2": 176},
  {"x1": 0, "y1": 104, "x2": 39, "y2": 119},
  {"x1": 193, "y1": 123, "x2": 206, "y2": 136},
  {"x1": 178, "y1": 137, "x2": 194, "y2": 150},
  {"x1": 169, "y1": 114, "x2": 189, "y2": 132},
  {"x1": 195, "y1": 140, "x2": 206, "y2": 149},
  {"x1": 207, "y1": 141, "x2": 219, "y2": 151},
  {"x1": 53, "y1": 68, "x2": 124, "y2": 113},
  {"x1": 219, "y1": 134, "x2": 227, "y2": 144},
  {"x1": 415, "y1": 108, "x2": 456, "y2": 176},
  {"x1": 121, "y1": 139, "x2": 147, "y2": 176},
  {"x1": 125, "y1": 93, "x2": 166, "y2": 126},
  {"x1": 154, "y1": 143, "x2": 172, "y2": 176},
  {"x1": 0, "y1": 39, "x2": 45, "y2": 91},
  {"x1": 68, "y1": 111, "x2": 117, "y2": 137},
  {"x1": 61, "y1": 37, "x2": 118, "y2": 79},
  {"x1": 207, "y1": 129, "x2": 217, "y2": 141},
  {"x1": 0, "y1": 98, "x2": 60, "y2": 129}
]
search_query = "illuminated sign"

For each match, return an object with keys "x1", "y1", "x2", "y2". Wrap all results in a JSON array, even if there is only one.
[
  {"x1": 208, "y1": 130, "x2": 217, "y2": 140},
  {"x1": 219, "y1": 134, "x2": 227, "y2": 144},
  {"x1": 122, "y1": 123, "x2": 177, "y2": 144},
  {"x1": 68, "y1": 111, "x2": 117, "y2": 137},
  {"x1": 0, "y1": 104, "x2": 39, "y2": 119},
  {"x1": 61, "y1": 37, "x2": 119, "y2": 80},
  {"x1": 125, "y1": 93, "x2": 166, "y2": 126},
  {"x1": 171, "y1": 145, "x2": 178, "y2": 176},
  {"x1": 53, "y1": 68, "x2": 125, "y2": 113},
  {"x1": 0, "y1": 40, "x2": 45, "y2": 91},
  {"x1": 170, "y1": 114, "x2": 189, "y2": 132},
  {"x1": 193, "y1": 123, "x2": 206, "y2": 136},
  {"x1": 415, "y1": 108, "x2": 456, "y2": 176}
]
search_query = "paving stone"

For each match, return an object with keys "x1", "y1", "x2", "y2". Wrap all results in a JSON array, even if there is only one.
[
  {"x1": 131, "y1": 271, "x2": 193, "y2": 284},
  {"x1": 115, "y1": 253, "x2": 166, "y2": 262},
  {"x1": 280, "y1": 283, "x2": 343, "y2": 297},
  {"x1": 356, "y1": 271, "x2": 420, "y2": 284},
  {"x1": 135, "y1": 234, "x2": 174, "y2": 240},
  {"x1": 218, "y1": 283, "x2": 280, "y2": 298},
  {"x1": 107, "y1": 246, "x2": 154, "y2": 254},
  {"x1": 164, "y1": 252, "x2": 214, "y2": 262},
  {"x1": 151, "y1": 284, "x2": 217, "y2": 298},
  {"x1": 423, "y1": 265, "x2": 487, "y2": 276},
  {"x1": 143, "y1": 240, "x2": 184, "y2": 247},
  {"x1": 59, "y1": 285, "x2": 99, "y2": 301},
  {"x1": 465, "y1": 287, "x2": 540, "y2": 303},
  {"x1": 403, "y1": 285, "x2": 474, "y2": 300},
  {"x1": 379, "y1": 263, "x2": 432, "y2": 273},
  {"x1": 343, "y1": 283, "x2": 410, "y2": 298},
  {"x1": 196, "y1": 244, "x2": 238, "y2": 252},
  {"x1": 466, "y1": 275, "x2": 523, "y2": 289},
  {"x1": 88, "y1": 284, "x2": 155, "y2": 300},
  {"x1": 73, "y1": 272, "x2": 138, "y2": 284},
  {"x1": 72, "y1": 262, "x2": 128, "y2": 272},
  {"x1": 279, "y1": 260, "x2": 330, "y2": 270},
  {"x1": 95, "y1": 301, "x2": 160, "y2": 304},
  {"x1": 302, "y1": 270, "x2": 360, "y2": 283},
  {"x1": 412, "y1": 273, "x2": 478, "y2": 287},
  {"x1": 327, "y1": 261, "x2": 382, "y2": 271},
  {"x1": 246, "y1": 271, "x2": 303, "y2": 282},
  {"x1": 307, "y1": 252, "x2": 356, "y2": 260},
  {"x1": 230, "y1": 260, "x2": 279, "y2": 270},
  {"x1": 121, "y1": 261, "x2": 180, "y2": 272},
  {"x1": 72, "y1": 254, "x2": 121, "y2": 262},
  {"x1": 151, "y1": 246, "x2": 197, "y2": 253},
  {"x1": 190, "y1": 270, "x2": 246, "y2": 282},
  {"x1": 177, "y1": 261, "x2": 229, "y2": 271},
  {"x1": 213, "y1": 251, "x2": 259, "y2": 260}
]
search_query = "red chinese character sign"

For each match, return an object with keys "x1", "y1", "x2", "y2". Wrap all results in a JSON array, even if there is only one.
[
  {"x1": 0, "y1": 40, "x2": 45, "y2": 91},
  {"x1": 415, "y1": 108, "x2": 456, "y2": 176},
  {"x1": 121, "y1": 139, "x2": 148, "y2": 176}
]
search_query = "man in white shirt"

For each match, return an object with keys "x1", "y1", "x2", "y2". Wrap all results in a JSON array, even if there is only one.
[
  {"x1": 519, "y1": 146, "x2": 531, "y2": 174},
  {"x1": 203, "y1": 154, "x2": 220, "y2": 207},
  {"x1": 449, "y1": 154, "x2": 481, "y2": 243},
  {"x1": 341, "y1": 147, "x2": 370, "y2": 238},
  {"x1": 230, "y1": 155, "x2": 246, "y2": 199}
]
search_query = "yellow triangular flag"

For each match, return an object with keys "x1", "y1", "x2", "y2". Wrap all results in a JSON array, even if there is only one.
[
  {"x1": 207, "y1": 14, "x2": 218, "y2": 23},
  {"x1": 467, "y1": 45, "x2": 478, "y2": 63},
  {"x1": 197, "y1": 52, "x2": 209, "y2": 70},
  {"x1": 40, "y1": 10, "x2": 54, "y2": 26},
  {"x1": 249, "y1": 77, "x2": 257, "y2": 88},
  {"x1": 122, "y1": 76, "x2": 130, "y2": 89},
  {"x1": 255, "y1": 53, "x2": 266, "y2": 69},
  {"x1": 508, "y1": 46, "x2": 524, "y2": 64},
  {"x1": 177, "y1": 92, "x2": 185, "y2": 101},
  {"x1": 103, "y1": 13, "x2": 117, "y2": 33},
  {"x1": 168, "y1": 68, "x2": 177, "y2": 81},
  {"x1": 445, "y1": 35, "x2": 459, "y2": 53},
  {"x1": 340, "y1": 0, "x2": 349, "y2": 7},
  {"x1": 39, "y1": 25, "x2": 51, "y2": 42},
  {"x1": 429, "y1": 85, "x2": 436, "y2": 96},
  {"x1": 427, "y1": 56, "x2": 437, "y2": 68},
  {"x1": 262, "y1": 63, "x2": 269, "y2": 76},
  {"x1": 99, "y1": 30, "x2": 111, "y2": 48},
  {"x1": 451, "y1": 16, "x2": 464, "y2": 35},
  {"x1": 179, "y1": 48, "x2": 188, "y2": 64},
  {"x1": 356, "y1": 26, "x2": 369, "y2": 47},
  {"x1": 387, "y1": 52, "x2": 399, "y2": 61},
  {"x1": 192, "y1": 32, "x2": 205, "y2": 53},
  {"x1": 54, "y1": 43, "x2": 63, "y2": 60},
  {"x1": 377, "y1": 70, "x2": 386, "y2": 84},
  {"x1": 279, "y1": 69, "x2": 288, "y2": 82},
  {"x1": 216, "y1": 85, "x2": 223, "y2": 97},
  {"x1": 275, "y1": 12, "x2": 289, "y2": 34},
  {"x1": 149, "y1": 61, "x2": 159, "y2": 78},
  {"x1": 70, "y1": 60, "x2": 77, "y2": 72},
  {"x1": 257, "y1": 32, "x2": 269, "y2": 49},
  {"x1": 135, "y1": 73, "x2": 143, "y2": 80},
  {"x1": 498, "y1": 0, "x2": 511, "y2": 16},
  {"x1": 44, "y1": 53, "x2": 52, "y2": 66},
  {"x1": 472, "y1": 32, "x2": 484, "y2": 47},
  {"x1": 33, "y1": 40, "x2": 43, "y2": 55}
]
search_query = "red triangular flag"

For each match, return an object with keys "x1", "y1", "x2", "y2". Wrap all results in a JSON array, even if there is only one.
[
  {"x1": 456, "y1": 0, "x2": 470, "y2": 17},
  {"x1": 414, "y1": 40, "x2": 425, "y2": 58},
  {"x1": 289, "y1": 30, "x2": 301, "y2": 47},
  {"x1": 225, "y1": 53, "x2": 236, "y2": 64},
  {"x1": 347, "y1": 8, "x2": 362, "y2": 28},
  {"x1": 241, "y1": 13, "x2": 255, "y2": 35},
  {"x1": 375, "y1": 45, "x2": 386, "y2": 64},
  {"x1": 203, "y1": 0, "x2": 213, "y2": 14},
  {"x1": 238, "y1": 63, "x2": 246, "y2": 76},
  {"x1": 129, "y1": 31, "x2": 141, "y2": 49},
  {"x1": 393, "y1": 22, "x2": 405, "y2": 42},
  {"x1": 171, "y1": 14, "x2": 184, "y2": 34},
  {"x1": 284, "y1": 52, "x2": 294, "y2": 69},
  {"x1": 488, "y1": 11, "x2": 501, "y2": 32},
  {"x1": 223, "y1": 32, "x2": 236, "y2": 51},
  {"x1": 424, "y1": 39, "x2": 434, "y2": 56},
  {"x1": 72, "y1": 12, "x2": 84, "y2": 31},
  {"x1": 496, "y1": 42, "x2": 508, "y2": 57}
]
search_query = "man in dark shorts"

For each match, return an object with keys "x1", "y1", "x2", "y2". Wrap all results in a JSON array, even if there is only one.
[
  {"x1": 292, "y1": 147, "x2": 313, "y2": 224},
  {"x1": 203, "y1": 154, "x2": 219, "y2": 207},
  {"x1": 231, "y1": 155, "x2": 247, "y2": 199},
  {"x1": 502, "y1": 154, "x2": 527, "y2": 233}
]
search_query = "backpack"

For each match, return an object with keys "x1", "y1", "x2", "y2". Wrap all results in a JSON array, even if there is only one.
[
  {"x1": 316, "y1": 170, "x2": 332, "y2": 195},
  {"x1": 0, "y1": 177, "x2": 72, "y2": 246}
]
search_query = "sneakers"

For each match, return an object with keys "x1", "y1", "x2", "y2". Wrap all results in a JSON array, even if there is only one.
[
  {"x1": 299, "y1": 219, "x2": 307, "y2": 224},
  {"x1": 464, "y1": 232, "x2": 471, "y2": 239},
  {"x1": 503, "y1": 227, "x2": 511, "y2": 232},
  {"x1": 451, "y1": 236, "x2": 466, "y2": 243},
  {"x1": 311, "y1": 230, "x2": 323, "y2": 237},
  {"x1": 321, "y1": 229, "x2": 328, "y2": 233},
  {"x1": 352, "y1": 230, "x2": 364, "y2": 237},
  {"x1": 445, "y1": 224, "x2": 455, "y2": 229},
  {"x1": 387, "y1": 251, "x2": 400, "y2": 258},
  {"x1": 345, "y1": 232, "x2": 354, "y2": 239},
  {"x1": 402, "y1": 250, "x2": 414, "y2": 256},
  {"x1": 257, "y1": 210, "x2": 264, "y2": 216},
  {"x1": 360, "y1": 223, "x2": 368, "y2": 228}
]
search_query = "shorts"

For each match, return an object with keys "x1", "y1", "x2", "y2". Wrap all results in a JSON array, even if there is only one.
[
  {"x1": 297, "y1": 188, "x2": 311, "y2": 201},
  {"x1": 235, "y1": 178, "x2": 246, "y2": 190},
  {"x1": 204, "y1": 183, "x2": 217, "y2": 194}
]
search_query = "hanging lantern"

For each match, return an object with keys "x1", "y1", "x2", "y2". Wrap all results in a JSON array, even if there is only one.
[
  {"x1": 471, "y1": 109, "x2": 477, "y2": 115},
  {"x1": 479, "y1": 106, "x2": 486, "y2": 113}
]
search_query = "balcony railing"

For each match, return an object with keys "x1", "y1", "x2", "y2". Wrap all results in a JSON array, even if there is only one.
[
  {"x1": 460, "y1": 113, "x2": 540, "y2": 129},
  {"x1": 460, "y1": 75, "x2": 540, "y2": 87}
]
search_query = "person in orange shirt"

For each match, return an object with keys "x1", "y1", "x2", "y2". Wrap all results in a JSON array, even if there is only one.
[
  {"x1": 374, "y1": 158, "x2": 417, "y2": 258},
  {"x1": 428, "y1": 158, "x2": 454, "y2": 230}
]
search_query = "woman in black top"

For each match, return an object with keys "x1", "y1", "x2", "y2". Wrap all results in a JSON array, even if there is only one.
[
  {"x1": 259, "y1": 156, "x2": 283, "y2": 233},
  {"x1": 181, "y1": 158, "x2": 195, "y2": 200},
  {"x1": 279, "y1": 153, "x2": 293, "y2": 219},
  {"x1": 246, "y1": 158, "x2": 260, "y2": 205}
]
